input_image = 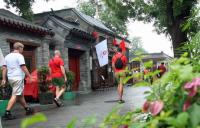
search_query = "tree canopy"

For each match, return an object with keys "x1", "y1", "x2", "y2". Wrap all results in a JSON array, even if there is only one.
[
  {"x1": 103, "y1": 0, "x2": 198, "y2": 57},
  {"x1": 130, "y1": 37, "x2": 147, "y2": 54},
  {"x1": 77, "y1": 0, "x2": 127, "y2": 35},
  {"x1": 3, "y1": 0, "x2": 50, "y2": 20}
]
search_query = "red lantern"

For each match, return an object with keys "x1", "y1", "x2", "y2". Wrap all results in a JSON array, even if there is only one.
[
  {"x1": 92, "y1": 31, "x2": 99, "y2": 39},
  {"x1": 112, "y1": 38, "x2": 117, "y2": 46}
]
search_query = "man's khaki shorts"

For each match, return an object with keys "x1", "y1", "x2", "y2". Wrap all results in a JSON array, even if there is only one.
[{"x1": 8, "y1": 79, "x2": 24, "y2": 95}]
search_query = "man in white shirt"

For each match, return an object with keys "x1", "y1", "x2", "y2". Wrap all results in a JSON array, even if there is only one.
[{"x1": 1, "y1": 42, "x2": 34, "y2": 120}]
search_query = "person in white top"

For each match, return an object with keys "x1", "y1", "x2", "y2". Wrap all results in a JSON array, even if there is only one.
[{"x1": 1, "y1": 42, "x2": 34, "y2": 120}]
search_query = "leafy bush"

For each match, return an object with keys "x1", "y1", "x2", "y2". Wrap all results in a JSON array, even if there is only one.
[
  {"x1": 66, "y1": 70, "x2": 75, "y2": 92},
  {"x1": 37, "y1": 66, "x2": 50, "y2": 93}
]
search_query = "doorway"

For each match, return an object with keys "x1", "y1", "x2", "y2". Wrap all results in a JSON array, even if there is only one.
[{"x1": 68, "y1": 49, "x2": 83, "y2": 91}]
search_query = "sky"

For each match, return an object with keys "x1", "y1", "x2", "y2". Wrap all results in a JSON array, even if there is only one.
[{"x1": 0, "y1": 0, "x2": 173, "y2": 57}]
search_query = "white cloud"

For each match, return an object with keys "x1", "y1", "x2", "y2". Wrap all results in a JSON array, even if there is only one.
[
  {"x1": 127, "y1": 21, "x2": 174, "y2": 57},
  {"x1": 32, "y1": 0, "x2": 78, "y2": 13},
  {"x1": 0, "y1": 0, "x2": 77, "y2": 14}
]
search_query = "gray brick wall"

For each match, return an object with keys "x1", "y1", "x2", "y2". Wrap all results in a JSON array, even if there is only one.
[
  {"x1": 0, "y1": 27, "x2": 51, "y2": 68},
  {"x1": 79, "y1": 51, "x2": 91, "y2": 93}
]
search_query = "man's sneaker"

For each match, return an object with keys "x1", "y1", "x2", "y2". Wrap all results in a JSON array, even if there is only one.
[
  {"x1": 26, "y1": 107, "x2": 34, "y2": 115},
  {"x1": 118, "y1": 100, "x2": 125, "y2": 104},
  {"x1": 54, "y1": 98, "x2": 61, "y2": 107},
  {"x1": 2, "y1": 113, "x2": 16, "y2": 120}
]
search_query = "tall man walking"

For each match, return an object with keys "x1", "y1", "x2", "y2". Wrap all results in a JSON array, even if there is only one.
[
  {"x1": 112, "y1": 47, "x2": 127, "y2": 104},
  {"x1": 1, "y1": 42, "x2": 34, "y2": 120},
  {"x1": 49, "y1": 50, "x2": 67, "y2": 107}
]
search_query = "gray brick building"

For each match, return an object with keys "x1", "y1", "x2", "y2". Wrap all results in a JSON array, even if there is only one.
[
  {"x1": 33, "y1": 8, "x2": 121, "y2": 92},
  {"x1": 0, "y1": 8, "x2": 130, "y2": 93}
]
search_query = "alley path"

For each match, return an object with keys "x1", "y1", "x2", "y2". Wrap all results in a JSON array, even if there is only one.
[{"x1": 1, "y1": 86, "x2": 150, "y2": 128}]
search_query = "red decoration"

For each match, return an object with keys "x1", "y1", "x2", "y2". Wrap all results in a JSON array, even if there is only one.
[
  {"x1": 119, "y1": 39, "x2": 126, "y2": 52},
  {"x1": 92, "y1": 31, "x2": 99, "y2": 39},
  {"x1": 112, "y1": 38, "x2": 117, "y2": 46}
]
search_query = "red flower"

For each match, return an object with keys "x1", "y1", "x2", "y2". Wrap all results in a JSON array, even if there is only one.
[
  {"x1": 142, "y1": 100, "x2": 151, "y2": 113},
  {"x1": 150, "y1": 101, "x2": 164, "y2": 116},
  {"x1": 183, "y1": 99, "x2": 191, "y2": 111},
  {"x1": 142, "y1": 100, "x2": 164, "y2": 116},
  {"x1": 184, "y1": 78, "x2": 200, "y2": 97},
  {"x1": 123, "y1": 125, "x2": 128, "y2": 128}
]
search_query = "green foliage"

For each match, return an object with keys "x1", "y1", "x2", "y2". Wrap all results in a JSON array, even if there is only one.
[
  {"x1": 20, "y1": 113, "x2": 47, "y2": 128},
  {"x1": 129, "y1": 37, "x2": 147, "y2": 54},
  {"x1": 100, "y1": 104, "x2": 133, "y2": 128},
  {"x1": 129, "y1": 37, "x2": 147, "y2": 61},
  {"x1": 37, "y1": 66, "x2": 50, "y2": 92},
  {"x1": 188, "y1": 103, "x2": 200, "y2": 128},
  {"x1": 80, "y1": 115, "x2": 97, "y2": 128},
  {"x1": 3, "y1": 0, "x2": 50, "y2": 20},
  {"x1": 77, "y1": 2, "x2": 96, "y2": 17},
  {"x1": 66, "y1": 118, "x2": 77, "y2": 128},
  {"x1": 77, "y1": 0, "x2": 127, "y2": 35},
  {"x1": 103, "y1": 0, "x2": 198, "y2": 56},
  {"x1": 66, "y1": 70, "x2": 75, "y2": 92},
  {"x1": 143, "y1": 61, "x2": 153, "y2": 69},
  {"x1": 38, "y1": 66, "x2": 49, "y2": 76}
]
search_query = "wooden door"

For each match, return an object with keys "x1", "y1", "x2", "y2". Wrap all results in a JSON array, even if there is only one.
[
  {"x1": 23, "y1": 51, "x2": 36, "y2": 72},
  {"x1": 69, "y1": 56, "x2": 80, "y2": 91}
]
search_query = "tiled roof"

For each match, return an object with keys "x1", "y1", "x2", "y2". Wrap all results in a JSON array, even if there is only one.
[
  {"x1": 142, "y1": 52, "x2": 173, "y2": 60},
  {"x1": 75, "y1": 9, "x2": 114, "y2": 34},
  {"x1": 34, "y1": 8, "x2": 114, "y2": 35},
  {"x1": 0, "y1": 9, "x2": 54, "y2": 36},
  {"x1": 50, "y1": 16, "x2": 95, "y2": 41}
]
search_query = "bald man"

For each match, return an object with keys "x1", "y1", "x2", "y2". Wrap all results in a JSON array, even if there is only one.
[{"x1": 49, "y1": 50, "x2": 67, "y2": 107}]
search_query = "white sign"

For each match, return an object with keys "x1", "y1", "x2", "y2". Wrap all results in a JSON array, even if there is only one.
[
  {"x1": 95, "y1": 39, "x2": 108, "y2": 67},
  {"x1": 0, "y1": 48, "x2": 5, "y2": 66}
]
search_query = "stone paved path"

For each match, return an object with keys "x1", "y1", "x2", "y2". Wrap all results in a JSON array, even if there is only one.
[{"x1": 1, "y1": 86, "x2": 150, "y2": 128}]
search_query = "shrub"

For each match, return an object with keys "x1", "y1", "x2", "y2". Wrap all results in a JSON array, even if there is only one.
[
  {"x1": 66, "y1": 70, "x2": 75, "y2": 92},
  {"x1": 37, "y1": 66, "x2": 50, "y2": 93}
]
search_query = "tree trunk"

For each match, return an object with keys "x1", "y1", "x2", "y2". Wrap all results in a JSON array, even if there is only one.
[{"x1": 169, "y1": 20, "x2": 188, "y2": 57}]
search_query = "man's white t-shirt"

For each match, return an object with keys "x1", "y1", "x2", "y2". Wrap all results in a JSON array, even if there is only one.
[{"x1": 4, "y1": 53, "x2": 25, "y2": 80}]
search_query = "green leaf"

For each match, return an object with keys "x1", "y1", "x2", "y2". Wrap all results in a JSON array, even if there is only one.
[
  {"x1": 131, "y1": 57, "x2": 142, "y2": 62},
  {"x1": 123, "y1": 75, "x2": 134, "y2": 84},
  {"x1": 143, "y1": 61, "x2": 153, "y2": 68},
  {"x1": 20, "y1": 113, "x2": 47, "y2": 128},
  {"x1": 188, "y1": 103, "x2": 200, "y2": 128},
  {"x1": 176, "y1": 112, "x2": 189, "y2": 127},
  {"x1": 66, "y1": 118, "x2": 77, "y2": 128},
  {"x1": 81, "y1": 115, "x2": 97, "y2": 128}
]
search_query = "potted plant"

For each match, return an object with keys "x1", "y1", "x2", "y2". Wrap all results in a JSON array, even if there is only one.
[
  {"x1": 0, "y1": 68, "x2": 10, "y2": 116},
  {"x1": 63, "y1": 70, "x2": 76, "y2": 100},
  {"x1": 37, "y1": 66, "x2": 54, "y2": 104}
]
